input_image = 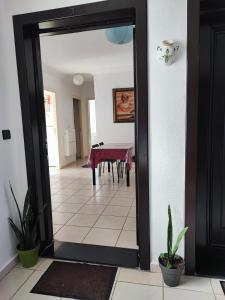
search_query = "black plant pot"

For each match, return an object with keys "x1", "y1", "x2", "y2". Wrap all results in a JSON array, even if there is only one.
[{"x1": 159, "y1": 256, "x2": 184, "y2": 287}]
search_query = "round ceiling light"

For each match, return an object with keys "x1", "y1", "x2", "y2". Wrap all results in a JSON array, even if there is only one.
[
  {"x1": 105, "y1": 26, "x2": 133, "y2": 45},
  {"x1": 73, "y1": 74, "x2": 84, "y2": 86}
]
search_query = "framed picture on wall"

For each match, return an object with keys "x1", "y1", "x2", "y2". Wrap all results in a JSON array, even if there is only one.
[{"x1": 112, "y1": 88, "x2": 135, "y2": 123}]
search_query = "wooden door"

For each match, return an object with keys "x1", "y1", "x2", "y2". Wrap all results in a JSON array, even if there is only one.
[{"x1": 197, "y1": 12, "x2": 225, "y2": 275}]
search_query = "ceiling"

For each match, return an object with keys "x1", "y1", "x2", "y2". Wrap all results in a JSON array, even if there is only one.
[{"x1": 40, "y1": 28, "x2": 133, "y2": 79}]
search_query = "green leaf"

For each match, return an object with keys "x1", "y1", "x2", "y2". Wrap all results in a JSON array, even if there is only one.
[
  {"x1": 23, "y1": 187, "x2": 32, "y2": 223},
  {"x1": 166, "y1": 261, "x2": 173, "y2": 269},
  {"x1": 172, "y1": 227, "x2": 189, "y2": 257},
  {"x1": 9, "y1": 217, "x2": 24, "y2": 248},
  {"x1": 167, "y1": 205, "x2": 173, "y2": 257},
  {"x1": 9, "y1": 182, "x2": 25, "y2": 238}
]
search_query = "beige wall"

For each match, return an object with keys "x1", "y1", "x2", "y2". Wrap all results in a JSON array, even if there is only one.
[
  {"x1": 43, "y1": 70, "x2": 82, "y2": 168},
  {"x1": 79, "y1": 81, "x2": 95, "y2": 158}
]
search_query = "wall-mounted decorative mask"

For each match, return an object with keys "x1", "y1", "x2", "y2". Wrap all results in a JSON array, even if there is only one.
[{"x1": 157, "y1": 40, "x2": 180, "y2": 65}]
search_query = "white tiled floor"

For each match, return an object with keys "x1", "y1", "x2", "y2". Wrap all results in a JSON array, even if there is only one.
[
  {"x1": 50, "y1": 160, "x2": 137, "y2": 249},
  {"x1": 1, "y1": 258, "x2": 225, "y2": 300}
]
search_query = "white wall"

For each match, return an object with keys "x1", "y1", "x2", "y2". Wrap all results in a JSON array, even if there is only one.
[
  {"x1": 149, "y1": 0, "x2": 187, "y2": 264},
  {"x1": 94, "y1": 71, "x2": 135, "y2": 144},
  {"x1": 0, "y1": 0, "x2": 187, "y2": 271},
  {"x1": 0, "y1": 0, "x2": 28, "y2": 273},
  {"x1": 42, "y1": 69, "x2": 81, "y2": 168}
]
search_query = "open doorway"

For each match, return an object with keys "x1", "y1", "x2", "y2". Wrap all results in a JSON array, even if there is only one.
[
  {"x1": 40, "y1": 26, "x2": 137, "y2": 257},
  {"x1": 13, "y1": 0, "x2": 149, "y2": 269},
  {"x1": 88, "y1": 100, "x2": 97, "y2": 146},
  {"x1": 44, "y1": 90, "x2": 59, "y2": 168},
  {"x1": 73, "y1": 98, "x2": 82, "y2": 160}
]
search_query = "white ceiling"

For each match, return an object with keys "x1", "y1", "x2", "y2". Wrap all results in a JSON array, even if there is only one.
[{"x1": 40, "y1": 28, "x2": 133, "y2": 78}]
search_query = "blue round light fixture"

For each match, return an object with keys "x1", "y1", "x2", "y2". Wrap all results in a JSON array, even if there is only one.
[{"x1": 105, "y1": 26, "x2": 133, "y2": 45}]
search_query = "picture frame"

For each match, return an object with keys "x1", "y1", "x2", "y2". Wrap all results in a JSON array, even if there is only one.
[{"x1": 112, "y1": 88, "x2": 135, "y2": 123}]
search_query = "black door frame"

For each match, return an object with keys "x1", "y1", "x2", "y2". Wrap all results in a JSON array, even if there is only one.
[
  {"x1": 185, "y1": 0, "x2": 200, "y2": 275},
  {"x1": 13, "y1": 0, "x2": 150, "y2": 270}
]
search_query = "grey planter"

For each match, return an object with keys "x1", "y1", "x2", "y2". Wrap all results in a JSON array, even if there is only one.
[{"x1": 159, "y1": 257, "x2": 185, "y2": 287}]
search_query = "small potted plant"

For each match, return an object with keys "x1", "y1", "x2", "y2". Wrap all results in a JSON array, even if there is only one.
[
  {"x1": 159, "y1": 205, "x2": 188, "y2": 287},
  {"x1": 8, "y1": 184, "x2": 43, "y2": 268}
]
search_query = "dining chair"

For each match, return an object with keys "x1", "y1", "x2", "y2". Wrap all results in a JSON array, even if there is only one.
[{"x1": 99, "y1": 142, "x2": 122, "y2": 183}]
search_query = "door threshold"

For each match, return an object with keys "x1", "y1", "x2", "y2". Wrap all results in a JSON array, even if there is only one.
[{"x1": 42, "y1": 241, "x2": 139, "y2": 268}]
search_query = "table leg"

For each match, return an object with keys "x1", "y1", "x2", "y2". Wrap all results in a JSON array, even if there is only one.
[
  {"x1": 108, "y1": 162, "x2": 110, "y2": 173},
  {"x1": 92, "y1": 168, "x2": 96, "y2": 185},
  {"x1": 126, "y1": 168, "x2": 130, "y2": 187}
]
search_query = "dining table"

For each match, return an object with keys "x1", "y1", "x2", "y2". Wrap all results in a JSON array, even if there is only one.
[{"x1": 89, "y1": 143, "x2": 134, "y2": 186}]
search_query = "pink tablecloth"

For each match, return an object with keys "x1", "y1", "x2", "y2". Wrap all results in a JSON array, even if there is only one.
[{"x1": 89, "y1": 143, "x2": 134, "y2": 171}]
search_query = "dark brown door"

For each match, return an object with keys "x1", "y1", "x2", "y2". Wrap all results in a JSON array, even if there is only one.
[
  {"x1": 197, "y1": 12, "x2": 225, "y2": 276},
  {"x1": 73, "y1": 99, "x2": 82, "y2": 159}
]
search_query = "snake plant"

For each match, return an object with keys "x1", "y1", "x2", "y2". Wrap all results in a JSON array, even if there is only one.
[
  {"x1": 8, "y1": 184, "x2": 43, "y2": 251},
  {"x1": 160, "y1": 205, "x2": 188, "y2": 269}
]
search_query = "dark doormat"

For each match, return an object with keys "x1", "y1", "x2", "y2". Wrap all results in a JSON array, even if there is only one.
[{"x1": 31, "y1": 261, "x2": 117, "y2": 300}]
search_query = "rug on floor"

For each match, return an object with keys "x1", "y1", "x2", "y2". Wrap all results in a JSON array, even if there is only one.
[{"x1": 31, "y1": 261, "x2": 117, "y2": 300}]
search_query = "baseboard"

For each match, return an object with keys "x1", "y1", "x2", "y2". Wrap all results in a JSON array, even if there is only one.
[
  {"x1": 0, "y1": 255, "x2": 19, "y2": 281},
  {"x1": 150, "y1": 261, "x2": 161, "y2": 273}
]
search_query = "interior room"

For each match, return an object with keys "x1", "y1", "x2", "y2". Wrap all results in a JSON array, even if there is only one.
[{"x1": 40, "y1": 28, "x2": 137, "y2": 249}]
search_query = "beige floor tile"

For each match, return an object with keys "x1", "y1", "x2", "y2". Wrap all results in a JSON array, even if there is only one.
[
  {"x1": 51, "y1": 194, "x2": 69, "y2": 203},
  {"x1": 87, "y1": 196, "x2": 112, "y2": 205},
  {"x1": 58, "y1": 185, "x2": 81, "y2": 193},
  {"x1": 116, "y1": 231, "x2": 138, "y2": 249},
  {"x1": 164, "y1": 287, "x2": 215, "y2": 300},
  {"x1": 11, "y1": 270, "x2": 60, "y2": 300},
  {"x1": 67, "y1": 214, "x2": 99, "y2": 227},
  {"x1": 171, "y1": 276, "x2": 213, "y2": 293},
  {"x1": 211, "y1": 278, "x2": 224, "y2": 295},
  {"x1": 54, "y1": 225, "x2": 90, "y2": 243},
  {"x1": 114, "y1": 191, "x2": 136, "y2": 198},
  {"x1": 94, "y1": 216, "x2": 126, "y2": 230},
  {"x1": 32, "y1": 258, "x2": 53, "y2": 272},
  {"x1": 100, "y1": 185, "x2": 120, "y2": 191},
  {"x1": 128, "y1": 207, "x2": 136, "y2": 218},
  {"x1": 124, "y1": 218, "x2": 136, "y2": 231},
  {"x1": 55, "y1": 190, "x2": 76, "y2": 196},
  {"x1": 78, "y1": 204, "x2": 106, "y2": 215},
  {"x1": 0, "y1": 268, "x2": 33, "y2": 300},
  {"x1": 109, "y1": 197, "x2": 133, "y2": 207},
  {"x1": 54, "y1": 203, "x2": 83, "y2": 213},
  {"x1": 112, "y1": 282, "x2": 162, "y2": 300},
  {"x1": 76, "y1": 190, "x2": 96, "y2": 197},
  {"x1": 78, "y1": 185, "x2": 102, "y2": 191},
  {"x1": 119, "y1": 186, "x2": 136, "y2": 192},
  {"x1": 95, "y1": 190, "x2": 117, "y2": 197},
  {"x1": 53, "y1": 224, "x2": 63, "y2": 234},
  {"x1": 52, "y1": 212, "x2": 73, "y2": 225},
  {"x1": 83, "y1": 228, "x2": 120, "y2": 246},
  {"x1": 51, "y1": 202, "x2": 61, "y2": 210},
  {"x1": 103, "y1": 206, "x2": 130, "y2": 217},
  {"x1": 64, "y1": 195, "x2": 91, "y2": 204},
  {"x1": 118, "y1": 268, "x2": 162, "y2": 286}
]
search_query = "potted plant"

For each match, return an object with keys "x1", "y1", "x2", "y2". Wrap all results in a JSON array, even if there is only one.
[
  {"x1": 159, "y1": 205, "x2": 188, "y2": 287},
  {"x1": 8, "y1": 184, "x2": 43, "y2": 268}
]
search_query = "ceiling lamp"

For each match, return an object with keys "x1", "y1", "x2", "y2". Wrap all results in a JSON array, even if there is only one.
[
  {"x1": 105, "y1": 26, "x2": 133, "y2": 45},
  {"x1": 73, "y1": 74, "x2": 84, "y2": 86}
]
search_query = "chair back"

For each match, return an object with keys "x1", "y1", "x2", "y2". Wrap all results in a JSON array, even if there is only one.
[{"x1": 92, "y1": 144, "x2": 99, "y2": 148}]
